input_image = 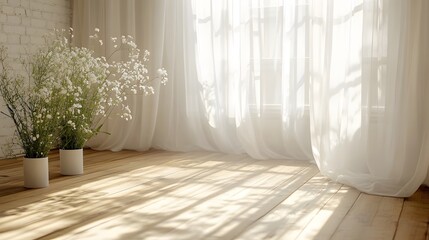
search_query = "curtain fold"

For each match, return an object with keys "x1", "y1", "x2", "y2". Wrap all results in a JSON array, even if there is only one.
[
  {"x1": 72, "y1": 0, "x2": 429, "y2": 197},
  {"x1": 73, "y1": 0, "x2": 166, "y2": 151},
  {"x1": 309, "y1": 0, "x2": 429, "y2": 196}
]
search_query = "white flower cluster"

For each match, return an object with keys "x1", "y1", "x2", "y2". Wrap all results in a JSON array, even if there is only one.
[
  {"x1": 48, "y1": 28, "x2": 168, "y2": 149},
  {"x1": 0, "y1": 28, "x2": 169, "y2": 154},
  {"x1": 0, "y1": 45, "x2": 64, "y2": 158}
]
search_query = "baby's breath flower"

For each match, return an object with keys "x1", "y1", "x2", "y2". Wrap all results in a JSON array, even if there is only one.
[{"x1": 14, "y1": 28, "x2": 169, "y2": 150}]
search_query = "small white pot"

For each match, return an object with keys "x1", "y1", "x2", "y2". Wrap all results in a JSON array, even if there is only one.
[
  {"x1": 60, "y1": 149, "x2": 83, "y2": 175},
  {"x1": 23, "y1": 157, "x2": 49, "y2": 188}
]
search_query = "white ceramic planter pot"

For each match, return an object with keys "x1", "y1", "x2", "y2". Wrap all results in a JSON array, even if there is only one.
[
  {"x1": 60, "y1": 149, "x2": 83, "y2": 175},
  {"x1": 23, "y1": 157, "x2": 49, "y2": 188}
]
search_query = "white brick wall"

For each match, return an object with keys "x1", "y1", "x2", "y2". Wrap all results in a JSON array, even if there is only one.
[{"x1": 0, "y1": 0, "x2": 71, "y2": 158}]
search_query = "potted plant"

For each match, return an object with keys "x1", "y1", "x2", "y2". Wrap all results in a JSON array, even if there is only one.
[
  {"x1": 51, "y1": 29, "x2": 168, "y2": 175},
  {"x1": 0, "y1": 46, "x2": 62, "y2": 188},
  {"x1": 48, "y1": 29, "x2": 108, "y2": 175}
]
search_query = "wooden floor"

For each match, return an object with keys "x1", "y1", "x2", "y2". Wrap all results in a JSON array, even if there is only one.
[{"x1": 0, "y1": 150, "x2": 428, "y2": 240}]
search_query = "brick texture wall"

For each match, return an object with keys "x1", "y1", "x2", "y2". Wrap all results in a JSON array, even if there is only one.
[{"x1": 0, "y1": 0, "x2": 72, "y2": 158}]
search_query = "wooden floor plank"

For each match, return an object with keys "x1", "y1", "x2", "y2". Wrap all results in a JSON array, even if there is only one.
[
  {"x1": 331, "y1": 193, "x2": 404, "y2": 240},
  {"x1": 296, "y1": 185, "x2": 361, "y2": 240},
  {"x1": 42, "y1": 158, "x2": 316, "y2": 240},
  {"x1": 0, "y1": 151, "x2": 219, "y2": 237},
  {"x1": 235, "y1": 173, "x2": 343, "y2": 240},
  {"x1": 0, "y1": 149, "x2": 427, "y2": 240},
  {"x1": 0, "y1": 152, "x2": 258, "y2": 239},
  {"x1": 0, "y1": 149, "x2": 141, "y2": 196},
  {"x1": 394, "y1": 186, "x2": 429, "y2": 240},
  {"x1": 0, "y1": 150, "x2": 162, "y2": 201}
]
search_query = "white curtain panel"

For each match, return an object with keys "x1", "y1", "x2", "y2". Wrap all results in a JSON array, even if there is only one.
[{"x1": 73, "y1": 0, "x2": 429, "y2": 197}]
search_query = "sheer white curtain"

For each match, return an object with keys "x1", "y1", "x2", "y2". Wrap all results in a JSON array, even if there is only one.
[
  {"x1": 310, "y1": 0, "x2": 429, "y2": 196},
  {"x1": 73, "y1": 0, "x2": 429, "y2": 197},
  {"x1": 73, "y1": 0, "x2": 166, "y2": 151},
  {"x1": 152, "y1": 0, "x2": 314, "y2": 160}
]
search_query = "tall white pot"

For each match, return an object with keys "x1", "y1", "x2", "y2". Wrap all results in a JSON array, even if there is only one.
[
  {"x1": 23, "y1": 157, "x2": 49, "y2": 188},
  {"x1": 60, "y1": 149, "x2": 83, "y2": 175}
]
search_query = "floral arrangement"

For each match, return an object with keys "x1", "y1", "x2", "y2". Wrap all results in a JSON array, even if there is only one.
[
  {"x1": 0, "y1": 46, "x2": 62, "y2": 158},
  {"x1": 0, "y1": 28, "x2": 168, "y2": 157},
  {"x1": 51, "y1": 28, "x2": 168, "y2": 150}
]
